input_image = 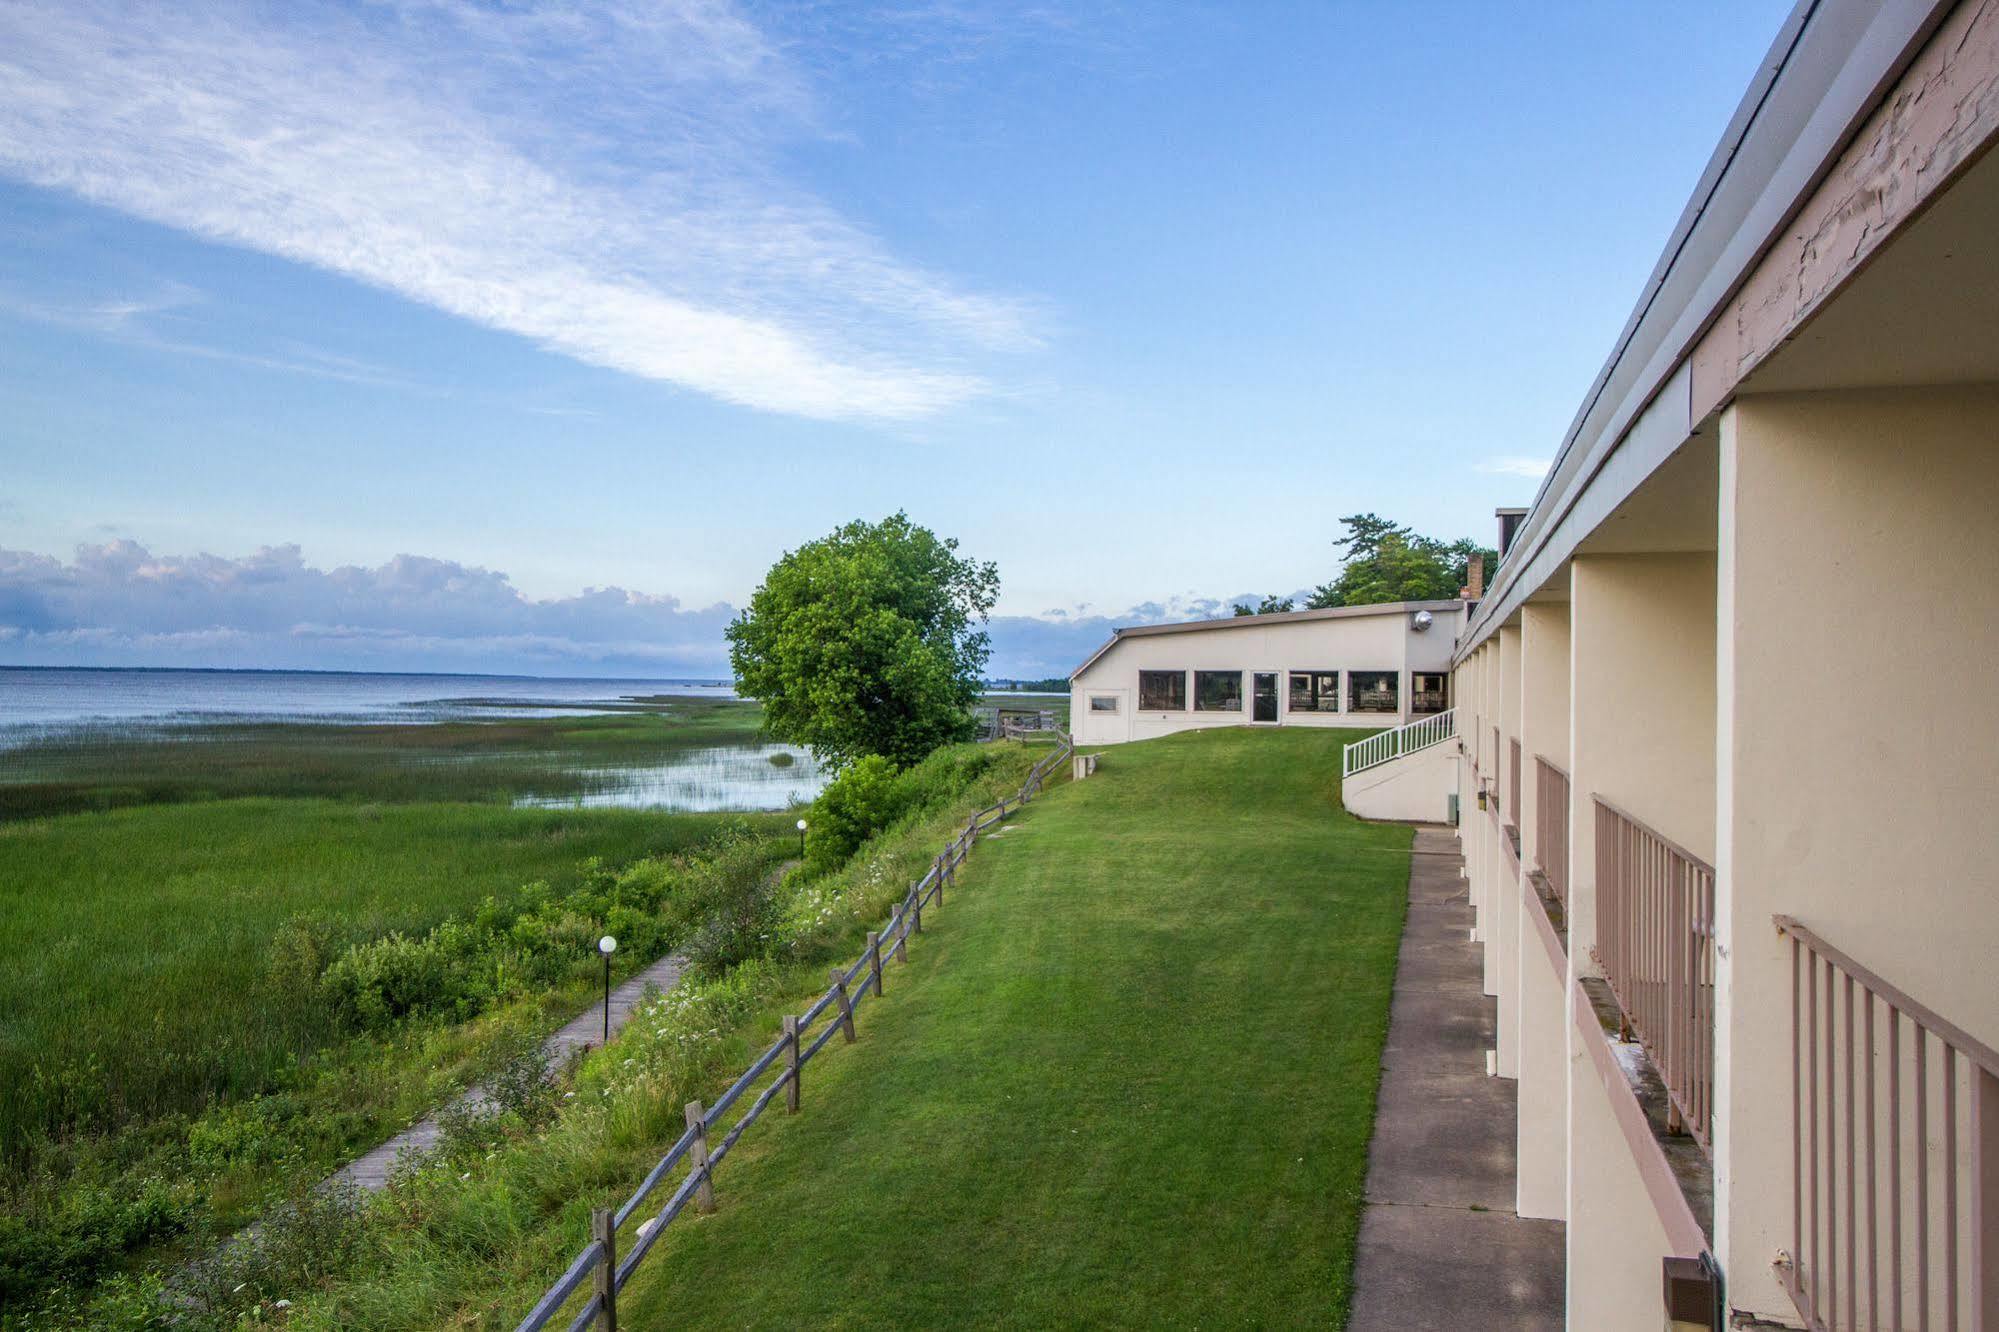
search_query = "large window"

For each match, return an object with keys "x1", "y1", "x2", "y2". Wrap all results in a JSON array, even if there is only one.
[
  {"x1": 1194, "y1": 670, "x2": 1242, "y2": 712},
  {"x1": 1411, "y1": 673, "x2": 1448, "y2": 714},
  {"x1": 1349, "y1": 670, "x2": 1400, "y2": 713},
  {"x1": 1138, "y1": 670, "x2": 1187, "y2": 711},
  {"x1": 1288, "y1": 671, "x2": 1340, "y2": 713}
]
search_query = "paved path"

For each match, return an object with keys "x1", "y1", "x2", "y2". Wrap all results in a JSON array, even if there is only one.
[
  {"x1": 1346, "y1": 824, "x2": 1565, "y2": 1331},
  {"x1": 331, "y1": 948, "x2": 690, "y2": 1191}
]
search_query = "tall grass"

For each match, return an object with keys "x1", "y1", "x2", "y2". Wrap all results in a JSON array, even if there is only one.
[
  {"x1": 0, "y1": 700, "x2": 767, "y2": 819},
  {"x1": 0, "y1": 800, "x2": 783, "y2": 1155}
]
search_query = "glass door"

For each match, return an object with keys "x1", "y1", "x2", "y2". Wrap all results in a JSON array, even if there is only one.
[{"x1": 1252, "y1": 672, "x2": 1278, "y2": 722}]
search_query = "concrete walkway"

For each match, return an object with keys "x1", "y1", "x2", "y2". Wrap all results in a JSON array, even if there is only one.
[
  {"x1": 1346, "y1": 825, "x2": 1564, "y2": 1331},
  {"x1": 331, "y1": 948, "x2": 690, "y2": 1191}
]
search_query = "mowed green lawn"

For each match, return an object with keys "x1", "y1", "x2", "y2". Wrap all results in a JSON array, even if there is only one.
[
  {"x1": 0, "y1": 800, "x2": 779, "y2": 1148},
  {"x1": 617, "y1": 727, "x2": 1412, "y2": 1328}
]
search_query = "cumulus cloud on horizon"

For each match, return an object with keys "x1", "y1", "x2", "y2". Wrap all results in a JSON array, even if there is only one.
[
  {"x1": 0, "y1": 541, "x2": 739, "y2": 676},
  {"x1": 0, "y1": 0, "x2": 1040, "y2": 420},
  {"x1": 0, "y1": 541, "x2": 1281, "y2": 682}
]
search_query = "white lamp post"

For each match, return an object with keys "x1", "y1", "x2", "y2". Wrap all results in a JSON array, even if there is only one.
[
  {"x1": 598, "y1": 935, "x2": 617, "y2": 1042},
  {"x1": 796, "y1": 817, "x2": 808, "y2": 858}
]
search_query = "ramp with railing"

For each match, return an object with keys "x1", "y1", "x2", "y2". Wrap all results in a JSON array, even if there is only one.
[{"x1": 1341, "y1": 708, "x2": 1457, "y2": 779}]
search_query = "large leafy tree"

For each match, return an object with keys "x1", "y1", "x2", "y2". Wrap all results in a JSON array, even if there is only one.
[
  {"x1": 1305, "y1": 513, "x2": 1497, "y2": 609},
  {"x1": 727, "y1": 513, "x2": 999, "y2": 768}
]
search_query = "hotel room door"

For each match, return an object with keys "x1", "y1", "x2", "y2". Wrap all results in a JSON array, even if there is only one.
[{"x1": 1252, "y1": 672, "x2": 1278, "y2": 722}]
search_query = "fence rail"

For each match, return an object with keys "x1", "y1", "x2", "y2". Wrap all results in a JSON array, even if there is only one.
[
  {"x1": 1592, "y1": 796, "x2": 1716, "y2": 1153},
  {"x1": 1341, "y1": 707, "x2": 1456, "y2": 778},
  {"x1": 1534, "y1": 757, "x2": 1570, "y2": 915},
  {"x1": 518, "y1": 731, "x2": 1075, "y2": 1331},
  {"x1": 1774, "y1": 916, "x2": 1999, "y2": 1332}
]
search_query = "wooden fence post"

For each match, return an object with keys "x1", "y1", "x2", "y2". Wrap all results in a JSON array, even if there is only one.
[
  {"x1": 911, "y1": 884, "x2": 923, "y2": 935},
  {"x1": 828, "y1": 968, "x2": 856, "y2": 1043},
  {"x1": 934, "y1": 854, "x2": 945, "y2": 907},
  {"x1": 867, "y1": 931, "x2": 884, "y2": 997},
  {"x1": 591, "y1": 1207, "x2": 618, "y2": 1331},
  {"x1": 684, "y1": 1101, "x2": 715, "y2": 1213},
  {"x1": 783, "y1": 1016, "x2": 800, "y2": 1113}
]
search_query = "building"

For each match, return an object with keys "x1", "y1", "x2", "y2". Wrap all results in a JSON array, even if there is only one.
[
  {"x1": 1066, "y1": 600, "x2": 1465, "y2": 747},
  {"x1": 1344, "y1": 1, "x2": 1999, "y2": 1326}
]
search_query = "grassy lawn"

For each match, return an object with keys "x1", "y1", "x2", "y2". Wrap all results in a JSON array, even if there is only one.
[
  {"x1": 0, "y1": 800, "x2": 784, "y2": 1149},
  {"x1": 614, "y1": 726, "x2": 1412, "y2": 1328}
]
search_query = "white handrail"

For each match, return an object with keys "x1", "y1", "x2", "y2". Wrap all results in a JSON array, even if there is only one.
[{"x1": 1342, "y1": 708, "x2": 1457, "y2": 778}]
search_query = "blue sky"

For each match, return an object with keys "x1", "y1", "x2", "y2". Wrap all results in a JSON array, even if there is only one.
[{"x1": 0, "y1": 1, "x2": 1794, "y2": 679}]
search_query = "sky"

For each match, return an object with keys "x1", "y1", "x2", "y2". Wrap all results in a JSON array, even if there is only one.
[{"x1": 0, "y1": 0, "x2": 1797, "y2": 680}]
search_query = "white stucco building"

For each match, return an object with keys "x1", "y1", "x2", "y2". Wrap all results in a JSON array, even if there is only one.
[
  {"x1": 1067, "y1": 600, "x2": 1465, "y2": 747},
  {"x1": 1340, "y1": 1, "x2": 1999, "y2": 1324}
]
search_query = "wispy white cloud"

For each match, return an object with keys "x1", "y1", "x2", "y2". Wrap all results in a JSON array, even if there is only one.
[
  {"x1": 1475, "y1": 455, "x2": 1551, "y2": 480},
  {"x1": 0, "y1": 1, "x2": 1041, "y2": 420}
]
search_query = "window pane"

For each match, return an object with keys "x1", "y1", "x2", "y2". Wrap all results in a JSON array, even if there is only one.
[
  {"x1": 1411, "y1": 673, "x2": 1448, "y2": 714},
  {"x1": 1089, "y1": 694, "x2": 1120, "y2": 713},
  {"x1": 1350, "y1": 670, "x2": 1399, "y2": 713},
  {"x1": 1288, "y1": 671, "x2": 1339, "y2": 712},
  {"x1": 1138, "y1": 670, "x2": 1186, "y2": 710},
  {"x1": 1194, "y1": 670, "x2": 1242, "y2": 712}
]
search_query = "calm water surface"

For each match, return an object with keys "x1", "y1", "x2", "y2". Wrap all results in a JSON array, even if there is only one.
[
  {"x1": 0, "y1": 667, "x2": 733, "y2": 736},
  {"x1": 515, "y1": 744, "x2": 827, "y2": 812}
]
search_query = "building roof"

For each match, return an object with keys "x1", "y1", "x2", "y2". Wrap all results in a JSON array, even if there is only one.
[
  {"x1": 1068, "y1": 600, "x2": 1466, "y2": 680},
  {"x1": 1455, "y1": 0, "x2": 1958, "y2": 662}
]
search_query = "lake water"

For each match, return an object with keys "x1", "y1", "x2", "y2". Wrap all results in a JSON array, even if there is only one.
[
  {"x1": 515, "y1": 744, "x2": 827, "y2": 812},
  {"x1": 0, "y1": 666, "x2": 735, "y2": 738}
]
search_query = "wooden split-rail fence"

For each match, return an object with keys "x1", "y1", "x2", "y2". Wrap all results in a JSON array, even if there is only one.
[{"x1": 517, "y1": 729, "x2": 1076, "y2": 1332}]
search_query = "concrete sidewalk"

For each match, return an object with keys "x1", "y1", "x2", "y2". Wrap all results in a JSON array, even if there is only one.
[{"x1": 1346, "y1": 825, "x2": 1564, "y2": 1330}]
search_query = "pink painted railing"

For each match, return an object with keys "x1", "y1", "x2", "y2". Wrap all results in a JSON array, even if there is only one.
[
  {"x1": 1774, "y1": 916, "x2": 1999, "y2": 1332},
  {"x1": 1534, "y1": 757, "x2": 1569, "y2": 914},
  {"x1": 1592, "y1": 796, "x2": 1715, "y2": 1153},
  {"x1": 1507, "y1": 737, "x2": 1522, "y2": 832}
]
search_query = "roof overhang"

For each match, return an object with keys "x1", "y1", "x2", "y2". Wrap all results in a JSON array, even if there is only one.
[{"x1": 1456, "y1": 0, "x2": 1962, "y2": 664}]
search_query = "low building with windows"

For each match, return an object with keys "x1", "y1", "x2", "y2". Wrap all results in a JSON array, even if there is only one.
[{"x1": 1066, "y1": 601, "x2": 1464, "y2": 747}]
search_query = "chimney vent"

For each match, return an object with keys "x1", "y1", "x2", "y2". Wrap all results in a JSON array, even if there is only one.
[{"x1": 1459, "y1": 553, "x2": 1484, "y2": 601}]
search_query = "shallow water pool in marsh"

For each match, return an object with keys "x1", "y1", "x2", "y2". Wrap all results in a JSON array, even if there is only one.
[{"x1": 515, "y1": 743, "x2": 828, "y2": 812}]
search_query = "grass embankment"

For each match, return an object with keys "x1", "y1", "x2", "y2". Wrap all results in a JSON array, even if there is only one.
[
  {"x1": 611, "y1": 727, "x2": 1412, "y2": 1327},
  {"x1": 0, "y1": 699, "x2": 766, "y2": 819},
  {"x1": 251, "y1": 741, "x2": 1051, "y2": 1330}
]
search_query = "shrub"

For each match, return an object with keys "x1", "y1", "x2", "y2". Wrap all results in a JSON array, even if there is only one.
[{"x1": 804, "y1": 754, "x2": 908, "y2": 874}]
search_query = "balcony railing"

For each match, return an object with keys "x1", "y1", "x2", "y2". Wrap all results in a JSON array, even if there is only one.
[
  {"x1": 1593, "y1": 796, "x2": 1716, "y2": 1152},
  {"x1": 1534, "y1": 757, "x2": 1570, "y2": 913},
  {"x1": 1507, "y1": 737, "x2": 1522, "y2": 831},
  {"x1": 1774, "y1": 916, "x2": 1998, "y2": 1332}
]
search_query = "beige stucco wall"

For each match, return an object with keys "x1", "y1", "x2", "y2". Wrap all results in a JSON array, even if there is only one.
[
  {"x1": 1567, "y1": 552, "x2": 1717, "y2": 977},
  {"x1": 1516, "y1": 901, "x2": 1567, "y2": 1220},
  {"x1": 1518, "y1": 600, "x2": 1571, "y2": 875},
  {"x1": 1715, "y1": 386, "x2": 1999, "y2": 1319},
  {"x1": 1341, "y1": 740, "x2": 1456, "y2": 823},
  {"x1": 1069, "y1": 605, "x2": 1461, "y2": 746}
]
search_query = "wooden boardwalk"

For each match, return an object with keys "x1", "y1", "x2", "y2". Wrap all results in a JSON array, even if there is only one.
[{"x1": 331, "y1": 948, "x2": 691, "y2": 1192}]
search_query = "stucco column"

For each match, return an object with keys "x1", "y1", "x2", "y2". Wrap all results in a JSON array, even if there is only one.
[
  {"x1": 1516, "y1": 598, "x2": 1571, "y2": 1219},
  {"x1": 1716, "y1": 388, "x2": 1999, "y2": 1320},
  {"x1": 1493, "y1": 622, "x2": 1523, "y2": 1067},
  {"x1": 1567, "y1": 552, "x2": 1716, "y2": 979}
]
